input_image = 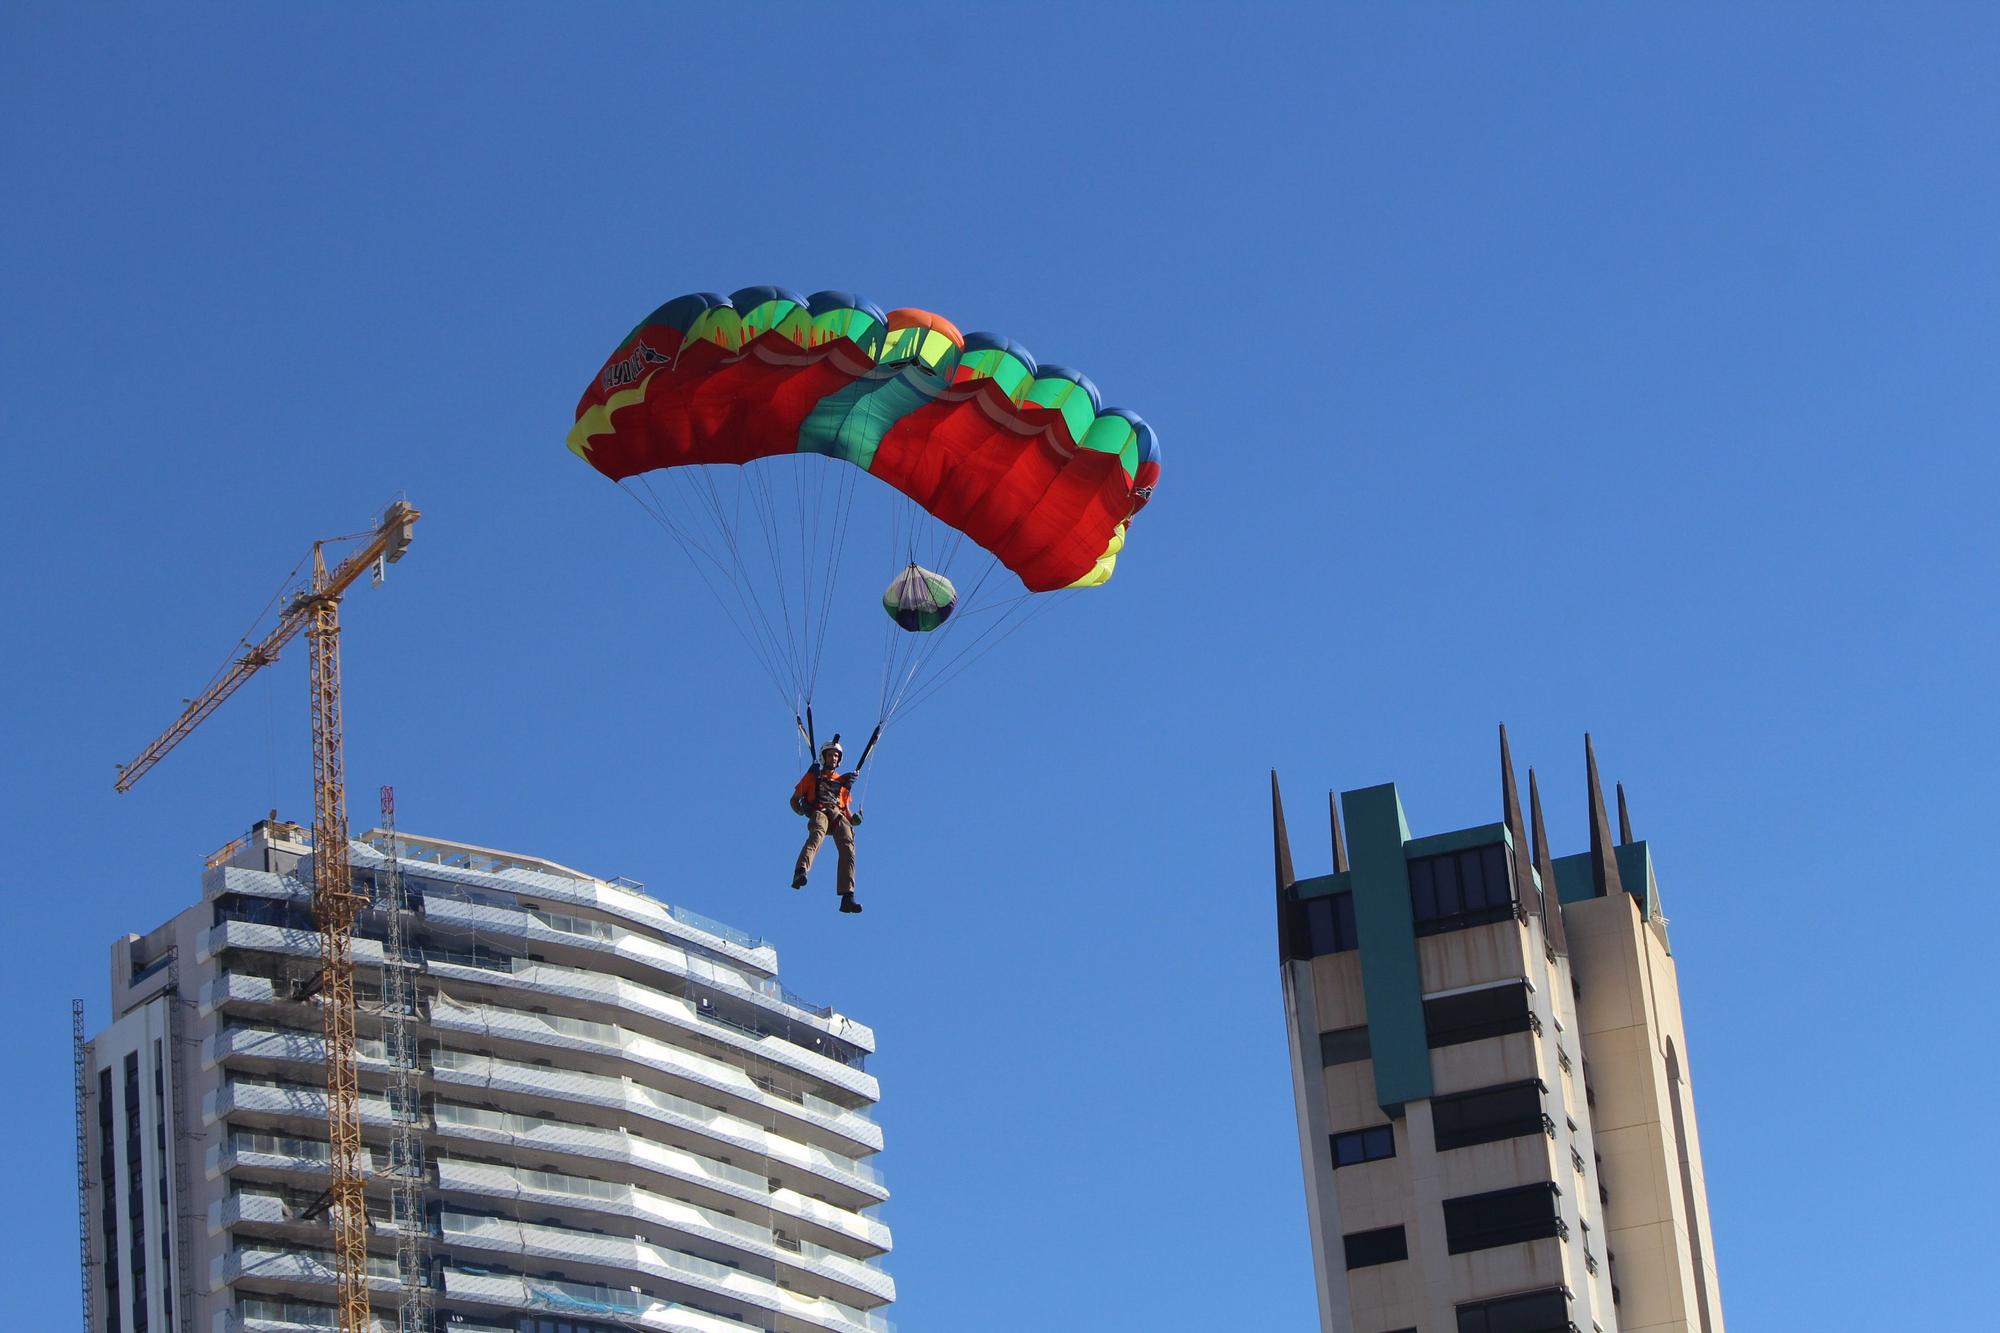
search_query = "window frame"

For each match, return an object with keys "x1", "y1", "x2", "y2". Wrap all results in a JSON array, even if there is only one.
[
  {"x1": 1409, "y1": 843, "x2": 1519, "y2": 937},
  {"x1": 1330, "y1": 1123, "x2": 1396, "y2": 1169}
]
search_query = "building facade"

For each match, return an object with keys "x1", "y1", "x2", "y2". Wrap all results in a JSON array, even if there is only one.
[
  {"x1": 1274, "y1": 732, "x2": 1722, "y2": 1333},
  {"x1": 78, "y1": 817, "x2": 892, "y2": 1333}
]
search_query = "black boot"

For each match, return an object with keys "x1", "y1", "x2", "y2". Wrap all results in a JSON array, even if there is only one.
[
  {"x1": 838, "y1": 892, "x2": 863, "y2": 914},
  {"x1": 791, "y1": 872, "x2": 808, "y2": 889}
]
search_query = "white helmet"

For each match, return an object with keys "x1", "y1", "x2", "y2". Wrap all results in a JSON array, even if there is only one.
[{"x1": 820, "y1": 735, "x2": 844, "y2": 761}]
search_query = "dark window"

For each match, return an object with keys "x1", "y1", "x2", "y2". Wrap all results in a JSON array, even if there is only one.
[
  {"x1": 1433, "y1": 1080, "x2": 1550, "y2": 1151},
  {"x1": 1289, "y1": 891, "x2": 1358, "y2": 959},
  {"x1": 97, "y1": 1065, "x2": 116, "y2": 1306},
  {"x1": 122, "y1": 1051, "x2": 145, "y2": 1266},
  {"x1": 1319, "y1": 1025, "x2": 1371, "y2": 1067},
  {"x1": 1331, "y1": 1124, "x2": 1395, "y2": 1168},
  {"x1": 1343, "y1": 1224, "x2": 1408, "y2": 1269},
  {"x1": 1455, "y1": 1285, "x2": 1573, "y2": 1332},
  {"x1": 1425, "y1": 981, "x2": 1535, "y2": 1048},
  {"x1": 1444, "y1": 1182, "x2": 1564, "y2": 1255},
  {"x1": 1410, "y1": 843, "x2": 1516, "y2": 936}
]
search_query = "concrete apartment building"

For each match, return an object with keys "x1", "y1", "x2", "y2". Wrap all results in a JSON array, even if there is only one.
[
  {"x1": 1274, "y1": 732, "x2": 1722, "y2": 1333},
  {"x1": 77, "y1": 817, "x2": 893, "y2": 1333}
]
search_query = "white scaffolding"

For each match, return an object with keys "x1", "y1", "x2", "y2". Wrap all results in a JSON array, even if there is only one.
[{"x1": 379, "y1": 788, "x2": 433, "y2": 1332}]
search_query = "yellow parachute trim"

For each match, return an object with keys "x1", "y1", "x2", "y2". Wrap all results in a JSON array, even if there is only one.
[
  {"x1": 1065, "y1": 521, "x2": 1127, "y2": 589},
  {"x1": 566, "y1": 370, "x2": 658, "y2": 460}
]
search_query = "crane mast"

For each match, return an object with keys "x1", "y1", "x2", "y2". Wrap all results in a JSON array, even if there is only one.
[{"x1": 115, "y1": 499, "x2": 418, "y2": 1333}]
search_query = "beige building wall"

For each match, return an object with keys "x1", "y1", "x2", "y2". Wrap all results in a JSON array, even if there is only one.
[{"x1": 1566, "y1": 894, "x2": 1724, "y2": 1333}]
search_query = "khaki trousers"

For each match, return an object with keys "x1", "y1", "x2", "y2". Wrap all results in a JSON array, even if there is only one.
[{"x1": 794, "y1": 809, "x2": 856, "y2": 896}]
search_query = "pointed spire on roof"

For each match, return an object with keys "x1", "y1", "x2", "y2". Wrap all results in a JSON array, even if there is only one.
[
  {"x1": 1271, "y1": 771, "x2": 1296, "y2": 891},
  {"x1": 1585, "y1": 734, "x2": 1625, "y2": 899},
  {"x1": 1328, "y1": 789, "x2": 1349, "y2": 874},
  {"x1": 1616, "y1": 781, "x2": 1634, "y2": 845},
  {"x1": 1529, "y1": 765, "x2": 1569, "y2": 955},
  {"x1": 1273, "y1": 771, "x2": 1298, "y2": 962},
  {"x1": 1500, "y1": 724, "x2": 1540, "y2": 918}
]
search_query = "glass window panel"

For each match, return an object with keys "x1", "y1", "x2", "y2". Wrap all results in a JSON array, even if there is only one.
[
  {"x1": 1435, "y1": 854, "x2": 1464, "y2": 915},
  {"x1": 1483, "y1": 844, "x2": 1512, "y2": 908},
  {"x1": 1332, "y1": 892, "x2": 1356, "y2": 950},
  {"x1": 1319, "y1": 1025, "x2": 1371, "y2": 1066},
  {"x1": 1306, "y1": 898, "x2": 1337, "y2": 956},
  {"x1": 1331, "y1": 1125, "x2": 1395, "y2": 1168},
  {"x1": 1457, "y1": 848, "x2": 1485, "y2": 906},
  {"x1": 1409, "y1": 857, "x2": 1437, "y2": 919}
]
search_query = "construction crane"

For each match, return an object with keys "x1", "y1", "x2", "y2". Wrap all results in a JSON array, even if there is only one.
[{"x1": 116, "y1": 498, "x2": 419, "y2": 1333}]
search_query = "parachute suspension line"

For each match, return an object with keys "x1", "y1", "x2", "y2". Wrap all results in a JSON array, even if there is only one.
[
  {"x1": 895, "y1": 587, "x2": 1068, "y2": 721},
  {"x1": 805, "y1": 459, "x2": 861, "y2": 704},
  {"x1": 692, "y1": 463, "x2": 798, "y2": 696},
  {"x1": 621, "y1": 479, "x2": 794, "y2": 715},
  {"x1": 654, "y1": 470, "x2": 798, "y2": 706},
  {"x1": 879, "y1": 551, "x2": 1009, "y2": 724},
  {"x1": 647, "y1": 468, "x2": 791, "y2": 690},
  {"x1": 741, "y1": 459, "x2": 807, "y2": 704},
  {"x1": 688, "y1": 462, "x2": 819, "y2": 717}
]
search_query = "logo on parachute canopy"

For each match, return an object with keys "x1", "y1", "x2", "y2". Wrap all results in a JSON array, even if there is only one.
[{"x1": 600, "y1": 342, "x2": 672, "y2": 392}]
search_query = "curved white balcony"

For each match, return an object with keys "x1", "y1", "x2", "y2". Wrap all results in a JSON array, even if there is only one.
[
  {"x1": 201, "y1": 919, "x2": 387, "y2": 970},
  {"x1": 349, "y1": 836, "x2": 781, "y2": 975},
  {"x1": 432, "y1": 1092, "x2": 885, "y2": 1218},
  {"x1": 439, "y1": 1159, "x2": 893, "y2": 1305},
  {"x1": 219, "y1": 1298, "x2": 394, "y2": 1333},
  {"x1": 428, "y1": 1056, "x2": 887, "y2": 1248},
  {"x1": 203, "y1": 1023, "x2": 393, "y2": 1085},
  {"x1": 440, "y1": 1212, "x2": 889, "y2": 1333},
  {"x1": 204, "y1": 864, "x2": 301, "y2": 904},
  {"x1": 427, "y1": 989, "x2": 876, "y2": 1129},
  {"x1": 207, "y1": 1131, "x2": 377, "y2": 1183},
  {"x1": 210, "y1": 1245, "x2": 398, "y2": 1293},
  {"x1": 202, "y1": 969, "x2": 280, "y2": 1017},
  {"x1": 209, "y1": 1189, "x2": 289, "y2": 1234},
  {"x1": 206, "y1": 1067, "x2": 888, "y2": 1249},
  {"x1": 429, "y1": 1048, "x2": 883, "y2": 1192},
  {"x1": 428, "y1": 991, "x2": 879, "y2": 1151},
  {"x1": 441, "y1": 1267, "x2": 760, "y2": 1333},
  {"x1": 205, "y1": 1076, "x2": 396, "y2": 1132},
  {"x1": 421, "y1": 892, "x2": 873, "y2": 1052},
  {"x1": 202, "y1": 920, "x2": 875, "y2": 1106}
]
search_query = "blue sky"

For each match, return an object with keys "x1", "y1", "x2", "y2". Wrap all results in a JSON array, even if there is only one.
[{"x1": 4, "y1": 5, "x2": 1995, "y2": 1328}]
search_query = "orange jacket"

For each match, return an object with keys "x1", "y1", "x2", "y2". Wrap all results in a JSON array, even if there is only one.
[{"x1": 792, "y1": 767, "x2": 855, "y2": 817}]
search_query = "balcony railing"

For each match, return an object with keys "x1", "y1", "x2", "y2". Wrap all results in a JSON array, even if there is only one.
[{"x1": 440, "y1": 1212, "x2": 890, "y2": 1333}]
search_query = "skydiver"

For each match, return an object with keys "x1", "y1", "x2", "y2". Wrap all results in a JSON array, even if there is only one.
[{"x1": 791, "y1": 736, "x2": 863, "y2": 913}]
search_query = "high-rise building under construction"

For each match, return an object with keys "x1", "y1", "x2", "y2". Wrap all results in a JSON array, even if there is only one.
[
  {"x1": 1273, "y1": 733, "x2": 1723, "y2": 1333},
  {"x1": 76, "y1": 817, "x2": 893, "y2": 1333}
]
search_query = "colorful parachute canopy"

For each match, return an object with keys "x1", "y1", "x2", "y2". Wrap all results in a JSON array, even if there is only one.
[
  {"x1": 883, "y1": 563, "x2": 957, "y2": 633},
  {"x1": 569, "y1": 286, "x2": 1160, "y2": 593}
]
